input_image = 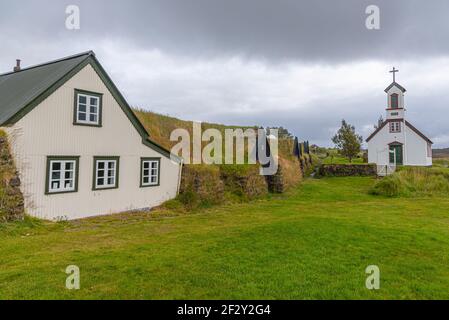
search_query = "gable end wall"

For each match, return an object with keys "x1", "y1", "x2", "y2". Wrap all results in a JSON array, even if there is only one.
[
  {"x1": 4, "y1": 64, "x2": 181, "y2": 220},
  {"x1": 367, "y1": 122, "x2": 432, "y2": 166}
]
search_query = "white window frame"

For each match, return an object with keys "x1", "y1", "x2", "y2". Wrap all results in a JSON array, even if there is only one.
[
  {"x1": 390, "y1": 121, "x2": 401, "y2": 133},
  {"x1": 75, "y1": 91, "x2": 101, "y2": 126},
  {"x1": 141, "y1": 158, "x2": 160, "y2": 187},
  {"x1": 47, "y1": 158, "x2": 78, "y2": 194},
  {"x1": 94, "y1": 158, "x2": 119, "y2": 190}
]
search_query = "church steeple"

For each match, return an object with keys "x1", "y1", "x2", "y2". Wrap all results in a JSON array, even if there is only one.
[{"x1": 384, "y1": 67, "x2": 406, "y2": 120}]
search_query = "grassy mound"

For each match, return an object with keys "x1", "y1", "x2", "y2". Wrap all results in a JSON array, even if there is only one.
[
  {"x1": 135, "y1": 109, "x2": 308, "y2": 198},
  {"x1": 220, "y1": 164, "x2": 268, "y2": 200},
  {"x1": 178, "y1": 165, "x2": 225, "y2": 209},
  {"x1": 371, "y1": 166, "x2": 449, "y2": 197}
]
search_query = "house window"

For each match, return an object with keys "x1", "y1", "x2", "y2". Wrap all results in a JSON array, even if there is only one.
[
  {"x1": 93, "y1": 157, "x2": 119, "y2": 190},
  {"x1": 74, "y1": 89, "x2": 102, "y2": 126},
  {"x1": 140, "y1": 158, "x2": 160, "y2": 187},
  {"x1": 390, "y1": 93, "x2": 399, "y2": 109},
  {"x1": 389, "y1": 121, "x2": 401, "y2": 133},
  {"x1": 46, "y1": 156, "x2": 79, "y2": 194}
]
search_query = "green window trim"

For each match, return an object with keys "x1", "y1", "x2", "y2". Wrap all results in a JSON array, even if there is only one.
[
  {"x1": 73, "y1": 89, "x2": 103, "y2": 127},
  {"x1": 92, "y1": 156, "x2": 120, "y2": 191},
  {"x1": 140, "y1": 157, "x2": 161, "y2": 188},
  {"x1": 45, "y1": 156, "x2": 80, "y2": 195},
  {"x1": 389, "y1": 144, "x2": 404, "y2": 165}
]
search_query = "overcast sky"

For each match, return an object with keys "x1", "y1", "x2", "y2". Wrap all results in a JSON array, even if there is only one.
[{"x1": 1, "y1": 0, "x2": 449, "y2": 147}]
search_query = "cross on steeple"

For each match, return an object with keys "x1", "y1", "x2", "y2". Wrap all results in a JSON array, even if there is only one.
[{"x1": 389, "y1": 67, "x2": 399, "y2": 82}]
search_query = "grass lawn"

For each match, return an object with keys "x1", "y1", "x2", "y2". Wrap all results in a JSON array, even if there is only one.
[
  {"x1": 434, "y1": 157, "x2": 449, "y2": 168},
  {"x1": 1, "y1": 177, "x2": 449, "y2": 299}
]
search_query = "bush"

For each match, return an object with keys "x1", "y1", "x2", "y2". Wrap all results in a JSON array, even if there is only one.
[
  {"x1": 371, "y1": 166, "x2": 449, "y2": 197},
  {"x1": 370, "y1": 174, "x2": 403, "y2": 197}
]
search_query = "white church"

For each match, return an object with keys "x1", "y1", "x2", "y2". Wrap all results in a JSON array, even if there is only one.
[{"x1": 367, "y1": 68, "x2": 433, "y2": 170}]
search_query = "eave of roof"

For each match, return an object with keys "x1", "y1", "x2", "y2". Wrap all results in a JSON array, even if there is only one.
[
  {"x1": 384, "y1": 81, "x2": 406, "y2": 93},
  {"x1": 405, "y1": 120, "x2": 433, "y2": 144},
  {"x1": 0, "y1": 51, "x2": 94, "y2": 77},
  {"x1": 366, "y1": 119, "x2": 396, "y2": 142},
  {"x1": 366, "y1": 119, "x2": 433, "y2": 144},
  {"x1": 0, "y1": 51, "x2": 181, "y2": 162},
  {"x1": 0, "y1": 52, "x2": 92, "y2": 125}
]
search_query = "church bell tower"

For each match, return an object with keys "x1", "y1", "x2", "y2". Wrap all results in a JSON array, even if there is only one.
[{"x1": 384, "y1": 67, "x2": 406, "y2": 120}]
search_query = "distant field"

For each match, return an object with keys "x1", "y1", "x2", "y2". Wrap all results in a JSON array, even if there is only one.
[
  {"x1": 433, "y1": 148, "x2": 449, "y2": 159},
  {"x1": 1, "y1": 177, "x2": 449, "y2": 299},
  {"x1": 434, "y1": 158, "x2": 449, "y2": 168}
]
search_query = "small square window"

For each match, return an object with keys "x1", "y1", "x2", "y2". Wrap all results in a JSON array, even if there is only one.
[
  {"x1": 93, "y1": 157, "x2": 119, "y2": 190},
  {"x1": 389, "y1": 121, "x2": 401, "y2": 133},
  {"x1": 141, "y1": 158, "x2": 160, "y2": 187},
  {"x1": 74, "y1": 90, "x2": 102, "y2": 126},
  {"x1": 46, "y1": 157, "x2": 79, "y2": 194}
]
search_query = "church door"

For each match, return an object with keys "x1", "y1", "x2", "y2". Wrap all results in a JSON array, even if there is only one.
[{"x1": 389, "y1": 144, "x2": 403, "y2": 165}]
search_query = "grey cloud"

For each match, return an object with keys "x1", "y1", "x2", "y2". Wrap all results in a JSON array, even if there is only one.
[
  {"x1": 2, "y1": 0, "x2": 449, "y2": 62},
  {"x1": 0, "y1": 0, "x2": 448, "y2": 147}
]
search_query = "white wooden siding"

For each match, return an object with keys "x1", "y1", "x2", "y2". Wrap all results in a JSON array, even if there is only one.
[
  {"x1": 4, "y1": 63, "x2": 181, "y2": 220},
  {"x1": 367, "y1": 123, "x2": 432, "y2": 167}
]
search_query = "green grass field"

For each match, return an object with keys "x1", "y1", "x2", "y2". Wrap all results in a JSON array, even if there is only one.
[{"x1": 1, "y1": 177, "x2": 449, "y2": 299}]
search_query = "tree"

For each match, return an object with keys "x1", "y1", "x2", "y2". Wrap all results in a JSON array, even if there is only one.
[
  {"x1": 265, "y1": 126, "x2": 293, "y2": 139},
  {"x1": 332, "y1": 120, "x2": 363, "y2": 163},
  {"x1": 374, "y1": 115, "x2": 384, "y2": 130}
]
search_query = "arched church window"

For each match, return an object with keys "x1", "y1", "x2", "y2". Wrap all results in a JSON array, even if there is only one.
[{"x1": 390, "y1": 93, "x2": 399, "y2": 109}]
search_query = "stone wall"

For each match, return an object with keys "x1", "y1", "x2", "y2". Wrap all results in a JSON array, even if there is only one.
[
  {"x1": 220, "y1": 165, "x2": 268, "y2": 200},
  {"x1": 318, "y1": 164, "x2": 377, "y2": 177},
  {"x1": 179, "y1": 164, "x2": 225, "y2": 208},
  {"x1": 0, "y1": 132, "x2": 24, "y2": 222}
]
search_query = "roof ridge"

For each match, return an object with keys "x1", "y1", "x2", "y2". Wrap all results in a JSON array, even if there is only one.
[
  {"x1": 0, "y1": 50, "x2": 94, "y2": 77},
  {"x1": 384, "y1": 81, "x2": 406, "y2": 93}
]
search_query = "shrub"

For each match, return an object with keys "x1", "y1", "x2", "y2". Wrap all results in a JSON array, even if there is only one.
[
  {"x1": 371, "y1": 166, "x2": 449, "y2": 197},
  {"x1": 370, "y1": 174, "x2": 403, "y2": 197},
  {"x1": 161, "y1": 198, "x2": 185, "y2": 211}
]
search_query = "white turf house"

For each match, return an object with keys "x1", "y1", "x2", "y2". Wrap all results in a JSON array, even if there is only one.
[
  {"x1": 367, "y1": 68, "x2": 433, "y2": 172},
  {"x1": 0, "y1": 51, "x2": 182, "y2": 220}
]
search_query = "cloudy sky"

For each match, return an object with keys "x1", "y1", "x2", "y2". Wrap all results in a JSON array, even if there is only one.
[{"x1": 1, "y1": 0, "x2": 449, "y2": 147}]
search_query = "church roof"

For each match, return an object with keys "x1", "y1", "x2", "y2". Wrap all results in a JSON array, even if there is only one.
[
  {"x1": 366, "y1": 119, "x2": 433, "y2": 144},
  {"x1": 384, "y1": 81, "x2": 406, "y2": 93}
]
